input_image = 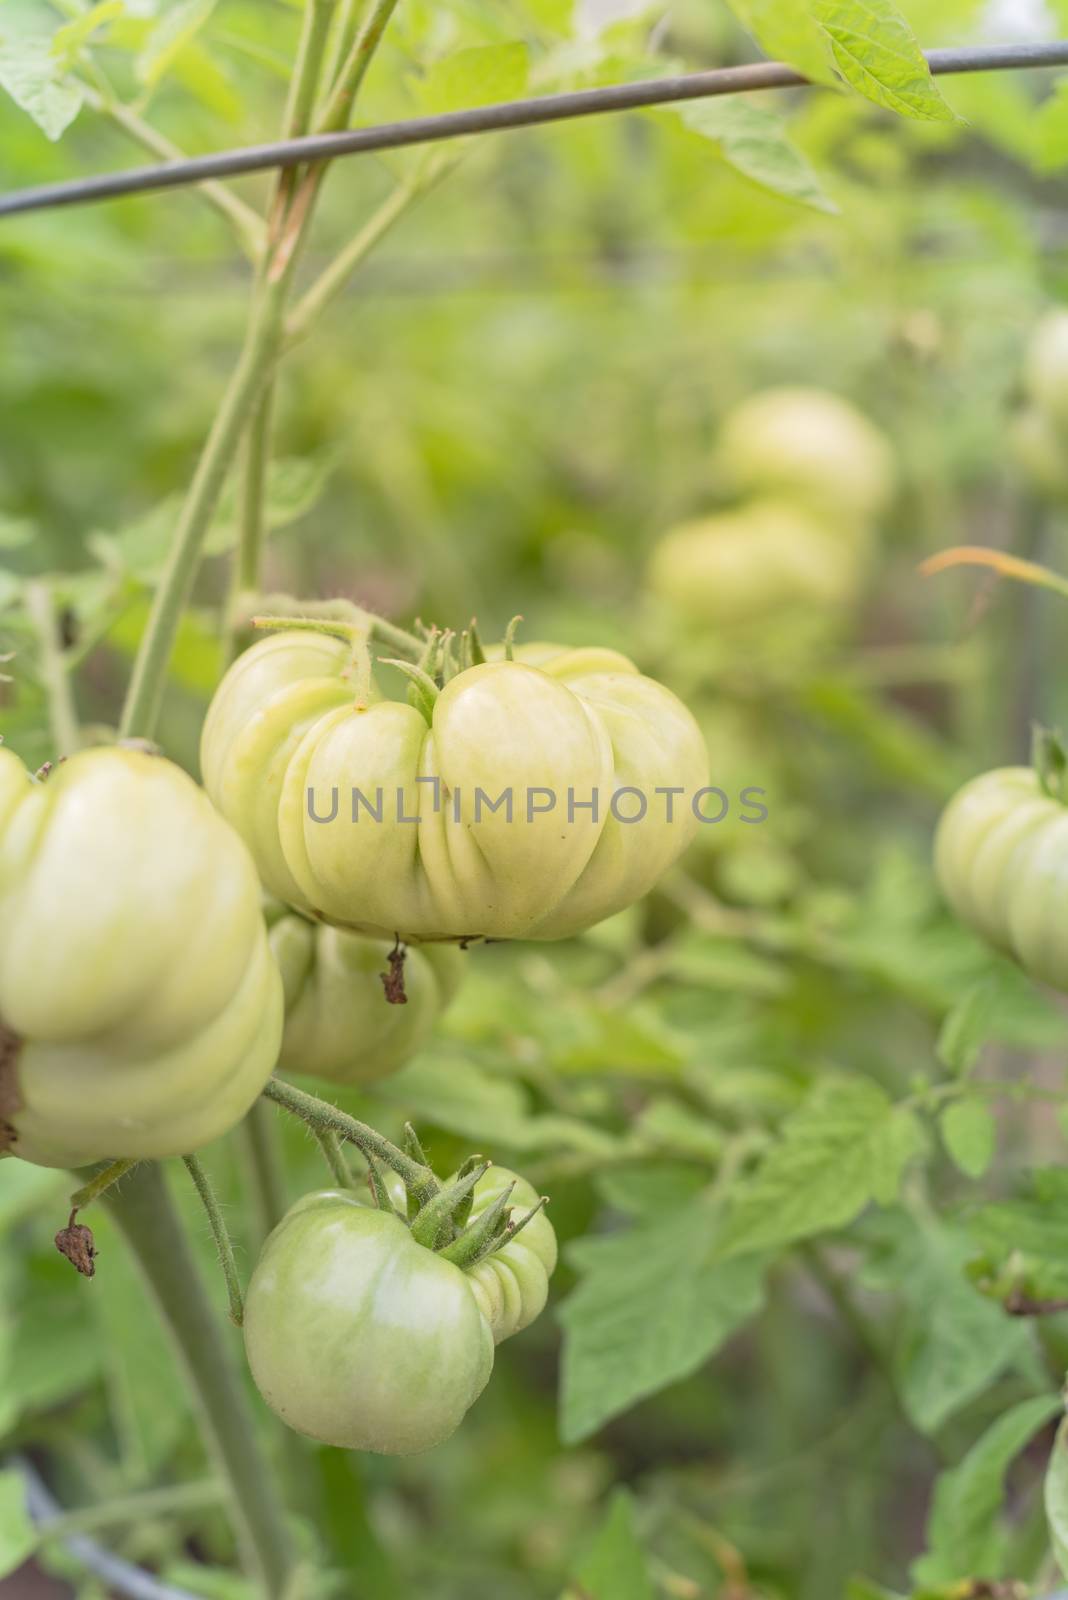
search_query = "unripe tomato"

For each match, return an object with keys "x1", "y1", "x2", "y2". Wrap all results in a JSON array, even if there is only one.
[
  {"x1": 1010, "y1": 406, "x2": 1068, "y2": 500},
  {"x1": 201, "y1": 633, "x2": 708, "y2": 942},
  {"x1": 267, "y1": 905, "x2": 464, "y2": 1084},
  {"x1": 243, "y1": 1191, "x2": 495, "y2": 1454},
  {"x1": 647, "y1": 498, "x2": 866, "y2": 628},
  {"x1": 934, "y1": 766, "x2": 1068, "y2": 991},
  {"x1": 1024, "y1": 310, "x2": 1068, "y2": 433},
  {"x1": 0, "y1": 746, "x2": 282, "y2": 1168},
  {"x1": 716, "y1": 387, "x2": 895, "y2": 522},
  {"x1": 462, "y1": 1165, "x2": 558, "y2": 1343}
]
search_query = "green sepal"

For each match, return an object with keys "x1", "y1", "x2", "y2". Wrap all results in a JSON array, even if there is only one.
[{"x1": 409, "y1": 1160, "x2": 489, "y2": 1251}]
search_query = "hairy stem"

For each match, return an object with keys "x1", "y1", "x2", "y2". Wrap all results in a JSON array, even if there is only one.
[
  {"x1": 102, "y1": 1162, "x2": 297, "y2": 1596},
  {"x1": 27, "y1": 581, "x2": 81, "y2": 756},
  {"x1": 263, "y1": 1077, "x2": 437, "y2": 1202},
  {"x1": 313, "y1": 1127, "x2": 354, "y2": 1187},
  {"x1": 118, "y1": 280, "x2": 289, "y2": 739},
  {"x1": 68, "y1": 1158, "x2": 138, "y2": 1213},
  {"x1": 182, "y1": 1154, "x2": 245, "y2": 1326}
]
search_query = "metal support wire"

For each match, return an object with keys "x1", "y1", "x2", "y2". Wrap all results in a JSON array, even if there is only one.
[{"x1": 2, "y1": 39, "x2": 1068, "y2": 220}]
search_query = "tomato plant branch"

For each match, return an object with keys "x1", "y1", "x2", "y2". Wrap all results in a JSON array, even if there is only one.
[
  {"x1": 263, "y1": 1077, "x2": 439, "y2": 1202},
  {"x1": 182, "y1": 1154, "x2": 245, "y2": 1327},
  {"x1": 80, "y1": 86, "x2": 265, "y2": 258},
  {"x1": 26, "y1": 581, "x2": 81, "y2": 756},
  {"x1": 312, "y1": 1126, "x2": 354, "y2": 1187},
  {"x1": 36, "y1": 1478, "x2": 226, "y2": 1543},
  {"x1": 102, "y1": 1162, "x2": 298, "y2": 1597},
  {"x1": 286, "y1": 176, "x2": 421, "y2": 341},
  {"x1": 268, "y1": 0, "x2": 338, "y2": 239},
  {"x1": 67, "y1": 1158, "x2": 138, "y2": 1214}
]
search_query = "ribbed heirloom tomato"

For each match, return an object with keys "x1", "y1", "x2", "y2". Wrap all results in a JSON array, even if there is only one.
[
  {"x1": 201, "y1": 632, "x2": 708, "y2": 942},
  {"x1": 935, "y1": 766, "x2": 1068, "y2": 991},
  {"x1": 242, "y1": 1165, "x2": 557, "y2": 1454},
  {"x1": 0, "y1": 746, "x2": 282, "y2": 1168},
  {"x1": 267, "y1": 903, "x2": 464, "y2": 1083}
]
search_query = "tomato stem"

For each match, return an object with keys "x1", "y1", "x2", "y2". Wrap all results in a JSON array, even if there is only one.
[
  {"x1": 182, "y1": 1154, "x2": 245, "y2": 1326},
  {"x1": 26, "y1": 581, "x2": 81, "y2": 757},
  {"x1": 312, "y1": 1127, "x2": 354, "y2": 1188},
  {"x1": 67, "y1": 1157, "x2": 139, "y2": 1214},
  {"x1": 262, "y1": 1077, "x2": 439, "y2": 1203},
  {"x1": 102, "y1": 1161, "x2": 299, "y2": 1597}
]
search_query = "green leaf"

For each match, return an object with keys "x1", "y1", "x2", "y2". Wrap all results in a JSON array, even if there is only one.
[
  {"x1": 136, "y1": 0, "x2": 217, "y2": 88},
  {"x1": 939, "y1": 1099, "x2": 995, "y2": 1179},
  {"x1": 724, "y1": 0, "x2": 837, "y2": 84},
  {"x1": 1046, "y1": 1415, "x2": 1068, "y2": 1581},
  {"x1": 913, "y1": 1392, "x2": 1062, "y2": 1585},
  {"x1": 417, "y1": 42, "x2": 530, "y2": 115},
  {"x1": 566, "y1": 1490, "x2": 654, "y2": 1600},
  {"x1": 935, "y1": 968, "x2": 1058, "y2": 1074},
  {"x1": 866, "y1": 1216, "x2": 1033, "y2": 1435},
  {"x1": 670, "y1": 99, "x2": 837, "y2": 213},
  {"x1": 808, "y1": 0, "x2": 958, "y2": 123},
  {"x1": 968, "y1": 1169, "x2": 1068, "y2": 1305},
  {"x1": 0, "y1": 35, "x2": 83, "y2": 140},
  {"x1": 0, "y1": 1470, "x2": 35, "y2": 1582},
  {"x1": 52, "y1": 2, "x2": 126, "y2": 69},
  {"x1": 716, "y1": 1078, "x2": 924, "y2": 1260},
  {"x1": 558, "y1": 1200, "x2": 766, "y2": 1442}
]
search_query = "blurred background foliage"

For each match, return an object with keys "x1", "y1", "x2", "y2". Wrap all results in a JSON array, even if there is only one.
[{"x1": 7, "y1": 0, "x2": 1068, "y2": 1597}]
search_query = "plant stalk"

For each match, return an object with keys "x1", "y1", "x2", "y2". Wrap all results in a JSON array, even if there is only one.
[
  {"x1": 27, "y1": 581, "x2": 81, "y2": 756},
  {"x1": 102, "y1": 1162, "x2": 297, "y2": 1597}
]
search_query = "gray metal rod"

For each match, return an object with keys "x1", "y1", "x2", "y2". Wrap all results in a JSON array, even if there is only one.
[{"x1": 2, "y1": 40, "x2": 1068, "y2": 220}]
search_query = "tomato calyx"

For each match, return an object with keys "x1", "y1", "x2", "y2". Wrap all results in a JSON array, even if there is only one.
[
  {"x1": 1032, "y1": 724, "x2": 1068, "y2": 805},
  {"x1": 409, "y1": 1159, "x2": 489, "y2": 1250}
]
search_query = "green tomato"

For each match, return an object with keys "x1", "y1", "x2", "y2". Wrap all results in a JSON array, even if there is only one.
[
  {"x1": 716, "y1": 387, "x2": 895, "y2": 523},
  {"x1": 1024, "y1": 310, "x2": 1068, "y2": 433},
  {"x1": 267, "y1": 905, "x2": 464, "y2": 1084},
  {"x1": 243, "y1": 1191, "x2": 495, "y2": 1454},
  {"x1": 648, "y1": 498, "x2": 866, "y2": 629},
  {"x1": 1010, "y1": 405, "x2": 1068, "y2": 500},
  {"x1": 463, "y1": 1165, "x2": 558, "y2": 1343},
  {"x1": 0, "y1": 747, "x2": 282, "y2": 1168},
  {"x1": 934, "y1": 766, "x2": 1068, "y2": 991},
  {"x1": 201, "y1": 633, "x2": 708, "y2": 942}
]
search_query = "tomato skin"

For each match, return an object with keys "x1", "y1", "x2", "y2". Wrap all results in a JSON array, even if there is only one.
[
  {"x1": 1025, "y1": 311, "x2": 1068, "y2": 433},
  {"x1": 243, "y1": 1192, "x2": 494, "y2": 1454},
  {"x1": 462, "y1": 1165, "x2": 558, "y2": 1343},
  {"x1": 716, "y1": 387, "x2": 895, "y2": 522},
  {"x1": 201, "y1": 634, "x2": 708, "y2": 942},
  {"x1": 648, "y1": 498, "x2": 867, "y2": 629},
  {"x1": 934, "y1": 767, "x2": 1068, "y2": 990},
  {"x1": 267, "y1": 906, "x2": 464, "y2": 1084},
  {"x1": 0, "y1": 746, "x2": 282, "y2": 1168}
]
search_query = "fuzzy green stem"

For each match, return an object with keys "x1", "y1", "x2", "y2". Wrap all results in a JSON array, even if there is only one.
[
  {"x1": 182, "y1": 1154, "x2": 245, "y2": 1326},
  {"x1": 239, "y1": 1098, "x2": 290, "y2": 1241},
  {"x1": 118, "y1": 282, "x2": 289, "y2": 740},
  {"x1": 313, "y1": 1127, "x2": 354, "y2": 1188},
  {"x1": 27, "y1": 582, "x2": 81, "y2": 756},
  {"x1": 286, "y1": 178, "x2": 419, "y2": 341},
  {"x1": 317, "y1": 0, "x2": 401, "y2": 134},
  {"x1": 68, "y1": 1159, "x2": 138, "y2": 1213},
  {"x1": 102, "y1": 1162, "x2": 297, "y2": 1596},
  {"x1": 223, "y1": 381, "x2": 276, "y2": 669},
  {"x1": 263, "y1": 1078, "x2": 438, "y2": 1203}
]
